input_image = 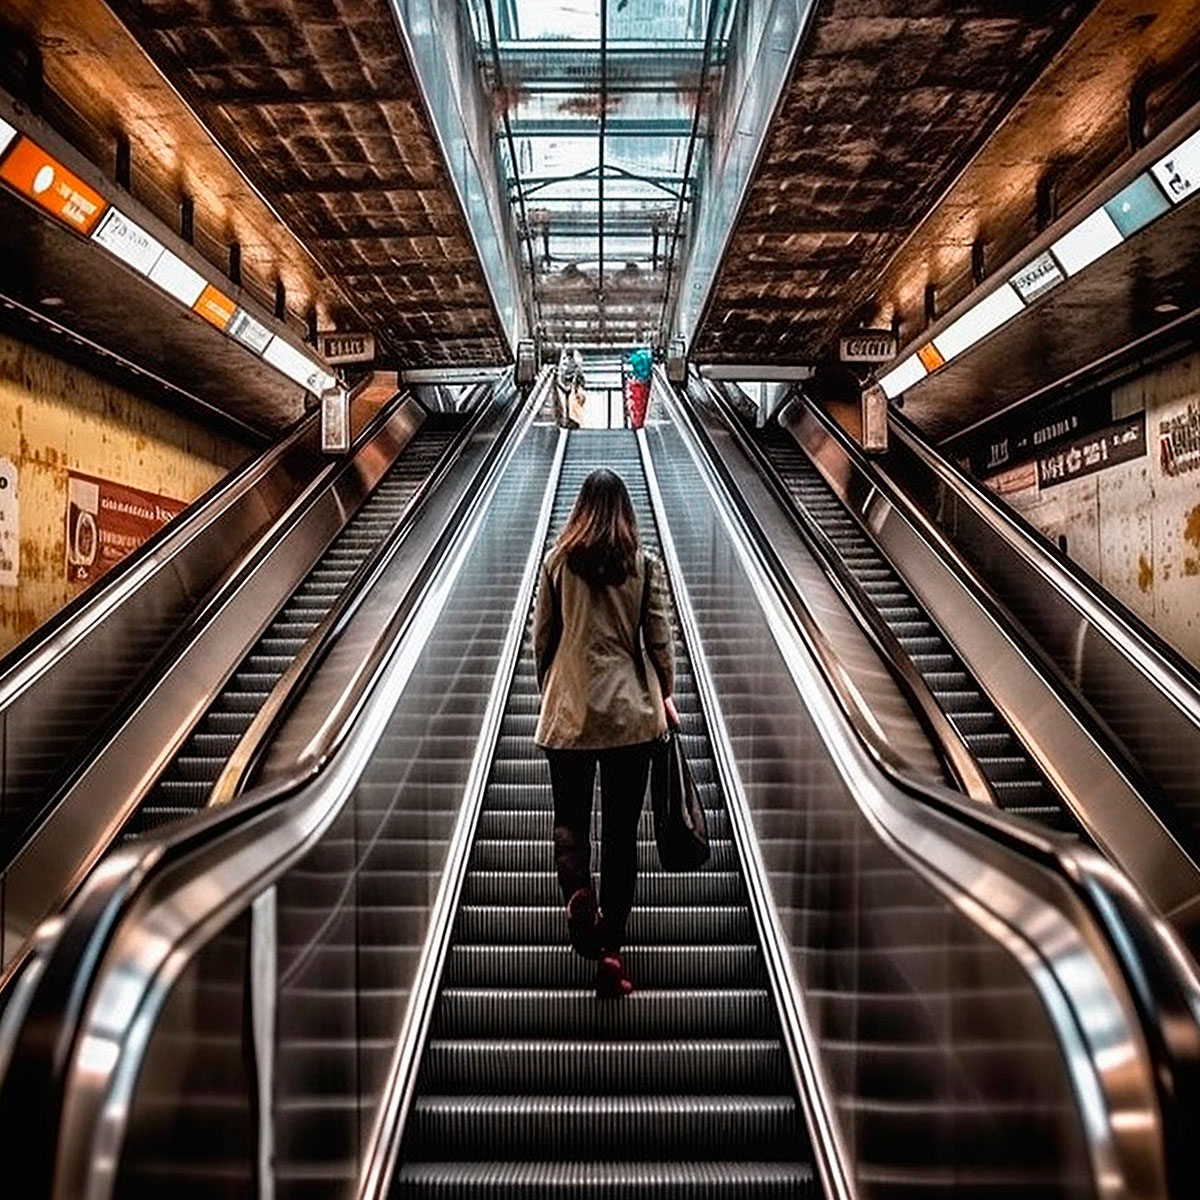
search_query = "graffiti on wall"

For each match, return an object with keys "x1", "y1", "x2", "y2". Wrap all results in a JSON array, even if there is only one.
[{"x1": 1159, "y1": 400, "x2": 1200, "y2": 478}]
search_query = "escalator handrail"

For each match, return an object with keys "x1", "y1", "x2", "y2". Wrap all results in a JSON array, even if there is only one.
[
  {"x1": 0, "y1": 372, "x2": 556, "y2": 1200},
  {"x1": 359, "y1": 424, "x2": 569, "y2": 1200},
  {"x1": 888, "y1": 406, "x2": 1200, "y2": 730},
  {"x1": 206, "y1": 375, "x2": 506, "y2": 806},
  {"x1": 658, "y1": 372, "x2": 1200, "y2": 1200},
  {"x1": 691, "y1": 374, "x2": 998, "y2": 807},
  {"x1": 0, "y1": 373, "x2": 385, "y2": 708}
]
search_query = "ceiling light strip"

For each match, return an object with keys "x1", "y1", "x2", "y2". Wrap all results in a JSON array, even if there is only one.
[
  {"x1": 0, "y1": 123, "x2": 335, "y2": 396},
  {"x1": 877, "y1": 121, "x2": 1200, "y2": 397}
]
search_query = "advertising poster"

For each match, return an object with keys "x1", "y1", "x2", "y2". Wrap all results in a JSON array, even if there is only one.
[
  {"x1": 65, "y1": 471, "x2": 185, "y2": 586},
  {"x1": 0, "y1": 458, "x2": 17, "y2": 587}
]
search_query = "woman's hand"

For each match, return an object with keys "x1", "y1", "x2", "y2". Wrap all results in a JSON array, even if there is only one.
[{"x1": 663, "y1": 695, "x2": 681, "y2": 730}]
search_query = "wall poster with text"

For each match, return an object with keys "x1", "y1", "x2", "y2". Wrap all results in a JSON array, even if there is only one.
[{"x1": 65, "y1": 471, "x2": 185, "y2": 586}]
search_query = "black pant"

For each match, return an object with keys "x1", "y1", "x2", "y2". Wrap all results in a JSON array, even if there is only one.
[{"x1": 545, "y1": 742, "x2": 654, "y2": 952}]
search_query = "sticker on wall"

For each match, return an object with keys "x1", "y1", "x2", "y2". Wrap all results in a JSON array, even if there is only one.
[
  {"x1": 1038, "y1": 413, "x2": 1146, "y2": 489},
  {"x1": 66, "y1": 471, "x2": 185, "y2": 586},
  {"x1": 0, "y1": 458, "x2": 18, "y2": 587},
  {"x1": 1158, "y1": 399, "x2": 1200, "y2": 478}
]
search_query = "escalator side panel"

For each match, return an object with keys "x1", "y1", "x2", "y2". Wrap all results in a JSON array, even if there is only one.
[{"x1": 644, "y1": 415, "x2": 1094, "y2": 1199}]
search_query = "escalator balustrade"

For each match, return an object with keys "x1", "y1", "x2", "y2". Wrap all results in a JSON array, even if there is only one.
[
  {"x1": 393, "y1": 430, "x2": 816, "y2": 1197},
  {"x1": 125, "y1": 417, "x2": 463, "y2": 837},
  {"x1": 745, "y1": 414, "x2": 1074, "y2": 833}
]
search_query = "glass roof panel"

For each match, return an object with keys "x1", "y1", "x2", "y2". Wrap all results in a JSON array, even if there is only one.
[{"x1": 466, "y1": 0, "x2": 735, "y2": 346}]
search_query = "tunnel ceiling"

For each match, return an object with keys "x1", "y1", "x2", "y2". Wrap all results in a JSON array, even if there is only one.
[
  {"x1": 105, "y1": 0, "x2": 509, "y2": 366},
  {"x1": 691, "y1": 0, "x2": 1098, "y2": 364}
]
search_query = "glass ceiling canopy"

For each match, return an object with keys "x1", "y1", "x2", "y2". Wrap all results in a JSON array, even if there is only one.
[{"x1": 464, "y1": 0, "x2": 735, "y2": 348}]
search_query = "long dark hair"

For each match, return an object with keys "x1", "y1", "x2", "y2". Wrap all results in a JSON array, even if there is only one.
[{"x1": 557, "y1": 469, "x2": 639, "y2": 587}]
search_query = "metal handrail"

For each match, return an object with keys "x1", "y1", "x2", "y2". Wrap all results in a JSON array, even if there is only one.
[
  {"x1": 206, "y1": 377, "x2": 509, "y2": 806},
  {"x1": 689, "y1": 374, "x2": 997, "y2": 806},
  {"x1": 655, "y1": 372, "x2": 1200, "y2": 1199},
  {"x1": 358, "y1": 423, "x2": 568, "y2": 1200},
  {"x1": 0, "y1": 371, "x2": 553, "y2": 1200},
  {"x1": 890, "y1": 408, "x2": 1200, "y2": 731}
]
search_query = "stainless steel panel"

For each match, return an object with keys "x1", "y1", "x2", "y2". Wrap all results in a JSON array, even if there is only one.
[
  {"x1": 0, "y1": 399, "x2": 424, "y2": 971},
  {"x1": 781, "y1": 397, "x2": 1200, "y2": 945}
]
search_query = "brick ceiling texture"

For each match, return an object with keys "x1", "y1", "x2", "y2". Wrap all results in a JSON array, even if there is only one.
[
  {"x1": 107, "y1": 0, "x2": 509, "y2": 366},
  {"x1": 692, "y1": 0, "x2": 1099, "y2": 364}
]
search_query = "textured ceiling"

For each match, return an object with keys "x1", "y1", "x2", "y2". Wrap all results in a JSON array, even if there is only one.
[
  {"x1": 107, "y1": 0, "x2": 509, "y2": 365},
  {"x1": 692, "y1": 0, "x2": 1098, "y2": 364}
]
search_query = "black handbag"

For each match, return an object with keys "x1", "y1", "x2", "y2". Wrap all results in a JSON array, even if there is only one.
[
  {"x1": 633, "y1": 557, "x2": 709, "y2": 871},
  {"x1": 651, "y1": 729, "x2": 710, "y2": 870}
]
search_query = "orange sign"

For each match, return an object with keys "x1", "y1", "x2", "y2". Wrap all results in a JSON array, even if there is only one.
[
  {"x1": 0, "y1": 137, "x2": 106, "y2": 235},
  {"x1": 193, "y1": 283, "x2": 236, "y2": 331},
  {"x1": 917, "y1": 342, "x2": 946, "y2": 372}
]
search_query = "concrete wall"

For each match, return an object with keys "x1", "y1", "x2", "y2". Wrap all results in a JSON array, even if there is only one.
[
  {"x1": 0, "y1": 332, "x2": 249, "y2": 657},
  {"x1": 989, "y1": 349, "x2": 1200, "y2": 668}
]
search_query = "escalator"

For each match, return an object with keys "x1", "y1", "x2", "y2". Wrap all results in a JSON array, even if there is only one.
[
  {"x1": 393, "y1": 430, "x2": 815, "y2": 1197},
  {"x1": 709, "y1": 393, "x2": 1077, "y2": 833},
  {"x1": 128, "y1": 416, "x2": 462, "y2": 836}
]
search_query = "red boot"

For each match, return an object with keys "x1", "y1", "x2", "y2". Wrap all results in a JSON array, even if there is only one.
[{"x1": 595, "y1": 952, "x2": 634, "y2": 999}]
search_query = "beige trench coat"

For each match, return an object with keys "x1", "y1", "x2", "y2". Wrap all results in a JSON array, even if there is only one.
[{"x1": 533, "y1": 548, "x2": 674, "y2": 750}]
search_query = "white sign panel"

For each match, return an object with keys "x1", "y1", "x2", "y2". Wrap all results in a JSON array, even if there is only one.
[
  {"x1": 319, "y1": 332, "x2": 376, "y2": 365},
  {"x1": 861, "y1": 385, "x2": 889, "y2": 453},
  {"x1": 840, "y1": 332, "x2": 897, "y2": 363},
  {"x1": 91, "y1": 207, "x2": 165, "y2": 275},
  {"x1": 0, "y1": 458, "x2": 17, "y2": 587},
  {"x1": 0, "y1": 115, "x2": 17, "y2": 159},
  {"x1": 1152, "y1": 127, "x2": 1200, "y2": 206},
  {"x1": 1010, "y1": 251, "x2": 1064, "y2": 303},
  {"x1": 321, "y1": 388, "x2": 351, "y2": 453}
]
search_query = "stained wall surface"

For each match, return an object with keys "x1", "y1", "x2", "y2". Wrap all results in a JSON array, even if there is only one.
[
  {"x1": 991, "y1": 348, "x2": 1200, "y2": 668},
  {"x1": 0, "y1": 333, "x2": 249, "y2": 657}
]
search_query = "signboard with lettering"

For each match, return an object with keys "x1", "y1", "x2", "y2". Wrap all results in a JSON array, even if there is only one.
[
  {"x1": 1009, "y1": 251, "x2": 1064, "y2": 304},
  {"x1": 319, "y1": 332, "x2": 376, "y2": 365},
  {"x1": 0, "y1": 137, "x2": 106, "y2": 235},
  {"x1": 0, "y1": 458, "x2": 17, "y2": 588},
  {"x1": 839, "y1": 332, "x2": 897, "y2": 364},
  {"x1": 1037, "y1": 413, "x2": 1146, "y2": 490},
  {"x1": 193, "y1": 283, "x2": 237, "y2": 332},
  {"x1": 1158, "y1": 399, "x2": 1200, "y2": 478},
  {"x1": 861, "y1": 384, "x2": 888, "y2": 453},
  {"x1": 321, "y1": 387, "x2": 351, "y2": 454},
  {"x1": 65, "y1": 471, "x2": 185, "y2": 585}
]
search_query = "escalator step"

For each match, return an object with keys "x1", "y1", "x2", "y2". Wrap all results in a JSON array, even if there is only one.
[
  {"x1": 403, "y1": 1094, "x2": 803, "y2": 1161},
  {"x1": 392, "y1": 1160, "x2": 816, "y2": 1198},
  {"x1": 419, "y1": 1038, "x2": 789, "y2": 1094},
  {"x1": 453, "y1": 904, "x2": 753, "y2": 945}
]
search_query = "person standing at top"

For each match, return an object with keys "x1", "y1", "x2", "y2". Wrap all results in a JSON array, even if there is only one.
[{"x1": 533, "y1": 469, "x2": 678, "y2": 997}]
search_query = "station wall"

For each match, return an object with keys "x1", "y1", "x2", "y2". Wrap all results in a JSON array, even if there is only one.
[
  {"x1": 988, "y1": 348, "x2": 1200, "y2": 669},
  {"x1": 0, "y1": 332, "x2": 250, "y2": 657}
]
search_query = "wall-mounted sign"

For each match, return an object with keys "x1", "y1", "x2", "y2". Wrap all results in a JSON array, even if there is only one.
[
  {"x1": 319, "y1": 332, "x2": 376, "y2": 364},
  {"x1": 0, "y1": 136, "x2": 106, "y2": 235},
  {"x1": 0, "y1": 458, "x2": 17, "y2": 588},
  {"x1": 321, "y1": 387, "x2": 351, "y2": 454},
  {"x1": 1009, "y1": 251, "x2": 1064, "y2": 304},
  {"x1": 861, "y1": 384, "x2": 888, "y2": 453},
  {"x1": 91, "y1": 206, "x2": 164, "y2": 274},
  {"x1": 228, "y1": 308, "x2": 272, "y2": 354},
  {"x1": 193, "y1": 283, "x2": 237, "y2": 331},
  {"x1": 1158, "y1": 398, "x2": 1200, "y2": 478},
  {"x1": 1037, "y1": 413, "x2": 1146, "y2": 490},
  {"x1": 839, "y1": 331, "x2": 897, "y2": 363},
  {"x1": 0, "y1": 116, "x2": 18, "y2": 160},
  {"x1": 65, "y1": 471, "x2": 185, "y2": 586}
]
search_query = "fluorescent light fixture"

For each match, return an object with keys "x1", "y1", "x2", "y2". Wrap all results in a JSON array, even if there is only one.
[
  {"x1": 263, "y1": 335, "x2": 333, "y2": 393},
  {"x1": 1010, "y1": 251, "x2": 1064, "y2": 304},
  {"x1": 228, "y1": 308, "x2": 272, "y2": 354},
  {"x1": 1104, "y1": 173, "x2": 1170, "y2": 237},
  {"x1": 1050, "y1": 207, "x2": 1123, "y2": 276},
  {"x1": 932, "y1": 284, "x2": 1024, "y2": 361},
  {"x1": 877, "y1": 355, "x2": 926, "y2": 400},
  {"x1": 91, "y1": 207, "x2": 164, "y2": 275},
  {"x1": 1151, "y1": 126, "x2": 1200, "y2": 205},
  {"x1": 0, "y1": 116, "x2": 16, "y2": 158},
  {"x1": 147, "y1": 249, "x2": 206, "y2": 306}
]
